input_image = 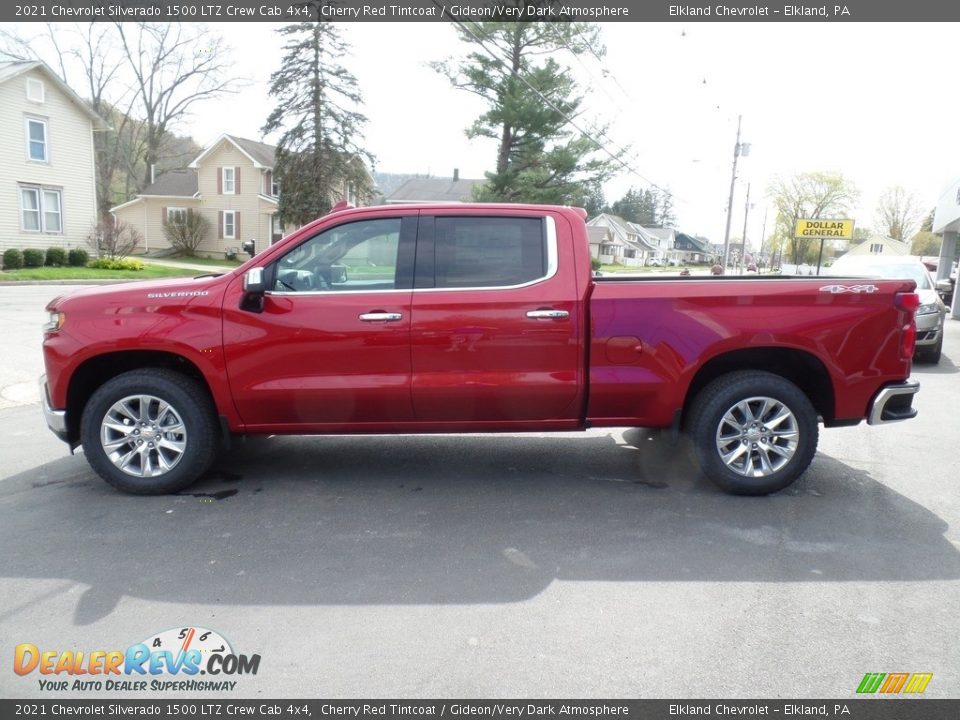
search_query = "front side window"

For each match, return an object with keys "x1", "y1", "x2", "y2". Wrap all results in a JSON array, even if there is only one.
[
  {"x1": 432, "y1": 216, "x2": 547, "y2": 289},
  {"x1": 224, "y1": 211, "x2": 236, "y2": 239},
  {"x1": 222, "y1": 167, "x2": 235, "y2": 194},
  {"x1": 272, "y1": 218, "x2": 401, "y2": 293},
  {"x1": 26, "y1": 118, "x2": 47, "y2": 162},
  {"x1": 20, "y1": 186, "x2": 61, "y2": 233}
]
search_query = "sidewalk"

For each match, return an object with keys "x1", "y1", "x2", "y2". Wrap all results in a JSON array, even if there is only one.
[{"x1": 140, "y1": 258, "x2": 239, "y2": 273}]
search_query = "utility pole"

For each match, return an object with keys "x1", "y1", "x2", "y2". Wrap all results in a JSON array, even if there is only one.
[
  {"x1": 722, "y1": 115, "x2": 745, "y2": 270},
  {"x1": 757, "y1": 208, "x2": 768, "y2": 272},
  {"x1": 739, "y1": 183, "x2": 751, "y2": 273}
]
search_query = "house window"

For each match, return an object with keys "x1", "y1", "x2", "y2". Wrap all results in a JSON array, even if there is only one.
[
  {"x1": 167, "y1": 207, "x2": 187, "y2": 223},
  {"x1": 20, "y1": 186, "x2": 62, "y2": 233},
  {"x1": 869, "y1": 243, "x2": 883, "y2": 254},
  {"x1": 26, "y1": 78, "x2": 45, "y2": 103},
  {"x1": 272, "y1": 179, "x2": 280, "y2": 197},
  {"x1": 222, "y1": 167, "x2": 235, "y2": 194},
  {"x1": 224, "y1": 211, "x2": 236, "y2": 239},
  {"x1": 26, "y1": 118, "x2": 48, "y2": 162}
]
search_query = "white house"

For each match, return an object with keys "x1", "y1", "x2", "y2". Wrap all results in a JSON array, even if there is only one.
[{"x1": 0, "y1": 61, "x2": 106, "y2": 254}]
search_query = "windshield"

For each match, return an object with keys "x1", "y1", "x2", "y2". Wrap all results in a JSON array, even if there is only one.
[{"x1": 827, "y1": 261, "x2": 933, "y2": 290}]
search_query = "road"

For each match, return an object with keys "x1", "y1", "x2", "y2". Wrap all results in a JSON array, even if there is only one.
[{"x1": 1, "y1": 284, "x2": 958, "y2": 699}]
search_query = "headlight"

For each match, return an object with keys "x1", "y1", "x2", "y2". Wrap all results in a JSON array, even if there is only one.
[
  {"x1": 43, "y1": 311, "x2": 65, "y2": 333},
  {"x1": 916, "y1": 302, "x2": 939, "y2": 315}
]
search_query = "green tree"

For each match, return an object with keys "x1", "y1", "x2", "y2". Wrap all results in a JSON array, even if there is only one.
[
  {"x1": 263, "y1": 21, "x2": 374, "y2": 226},
  {"x1": 874, "y1": 185, "x2": 924, "y2": 241},
  {"x1": 910, "y1": 231, "x2": 942, "y2": 257},
  {"x1": 433, "y1": 16, "x2": 616, "y2": 205},
  {"x1": 767, "y1": 172, "x2": 859, "y2": 265},
  {"x1": 608, "y1": 187, "x2": 676, "y2": 227}
]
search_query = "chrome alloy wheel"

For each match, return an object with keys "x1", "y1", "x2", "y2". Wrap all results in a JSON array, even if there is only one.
[
  {"x1": 715, "y1": 396, "x2": 799, "y2": 477},
  {"x1": 99, "y1": 394, "x2": 187, "y2": 477}
]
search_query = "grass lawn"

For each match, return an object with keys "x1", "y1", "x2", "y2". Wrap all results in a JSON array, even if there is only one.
[{"x1": 1, "y1": 265, "x2": 201, "y2": 281}]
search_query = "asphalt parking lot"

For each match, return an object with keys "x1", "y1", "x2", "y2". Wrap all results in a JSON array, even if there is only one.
[{"x1": 1, "y1": 284, "x2": 958, "y2": 699}]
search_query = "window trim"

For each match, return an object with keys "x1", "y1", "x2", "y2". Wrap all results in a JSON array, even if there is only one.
[
  {"x1": 223, "y1": 210, "x2": 236, "y2": 239},
  {"x1": 26, "y1": 78, "x2": 45, "y2": 103},
  {"x1": 166, "y1": 207, "x2": 188, "y2": 223},
  {"x1": 25, "y1": 116, "x2": 48, "y2": 163},
  {"x1": 414, "y1": 215, "x2": 558, "y2": 293},
  {"x1": 19, "y1": 184, "x2": 63, "y2": 234},
  {"x1": 222, "y1": 167, "x2": 235, "y2": 195}
]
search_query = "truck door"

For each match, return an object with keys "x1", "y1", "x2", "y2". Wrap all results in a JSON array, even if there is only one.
[
  {"x1": 222, "y1": 214, "x2": 417, "y2": 428},
  {"x1": 410, "y1": 212, "x2": 582, "y2": 425}
]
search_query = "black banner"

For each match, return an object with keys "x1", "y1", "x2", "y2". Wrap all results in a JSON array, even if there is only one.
[
  {"x1": 2, "y1": 700, "x2": 959, "y2": 720},
  {"x1": 8, "y1": 0, "x2": 960, "y2": 23}
]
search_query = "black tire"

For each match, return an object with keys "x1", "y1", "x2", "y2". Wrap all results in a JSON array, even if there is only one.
[
  {"x1": 80, "y1": 369, "x2": 219, "y2": 494},
  {"x1": 918, "y1": 334, "x2": 942, "y2": 364},
  {"x1": 687, "y1": 371, "x2": 819, "y2": 496}
]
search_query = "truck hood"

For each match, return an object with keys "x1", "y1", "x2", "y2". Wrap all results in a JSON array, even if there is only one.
[{"x1": 47, "y1": 274, "x2": 231, "y2": 311}]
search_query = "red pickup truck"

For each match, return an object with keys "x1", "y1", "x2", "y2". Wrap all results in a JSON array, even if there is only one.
[{"x1": 41, "y1": 203, "x2": 920, "y2": 496}]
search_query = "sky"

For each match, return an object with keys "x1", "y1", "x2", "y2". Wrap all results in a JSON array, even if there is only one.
[{"x1": 9, "y1": 21, "x2": 960, "y2": 248}]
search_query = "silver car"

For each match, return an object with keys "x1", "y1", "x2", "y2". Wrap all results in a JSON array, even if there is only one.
[{"x1": 826, "y1": 254, "x2": 947, "y2": 363}]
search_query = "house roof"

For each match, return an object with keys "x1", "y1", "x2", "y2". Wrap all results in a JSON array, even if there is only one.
[
  {"x1": 0, "y1": 60, "x2": 108, "y2": 128},
  {"x1": 189, "y1": 133, "x2": 277, "y2": 169},
  {"x1": 141, "y1": 169, "x2": 199, "y2": 197},
  {"x1": 386, "y1": 176, "x2": 484, "y2": 203},
  {"x1": 846, "y1": 233, "x2": 910, "y2": 256},
  {"x1": 587, "y1": 226, "x2": 613, "y2": 245},
  {"x1": 675, "y1": 232, "x2": 711, "y2": 253},
  {"x1": 587, "y1": 213, "x2": 659, "y2": 253}
]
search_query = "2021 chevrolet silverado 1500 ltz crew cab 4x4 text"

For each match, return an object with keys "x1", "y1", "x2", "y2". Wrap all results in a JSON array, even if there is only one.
[{"x1": 41, "y1": 204, "x2": 921, "y2": 496}]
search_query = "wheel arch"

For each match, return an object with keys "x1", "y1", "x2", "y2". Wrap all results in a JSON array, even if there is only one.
[
  {"x1": 682, "y1": 347, "x2": 836, "y2": 428},
  {"x1": 66, "y1": 350, "x2": 214, "y2": 444}
]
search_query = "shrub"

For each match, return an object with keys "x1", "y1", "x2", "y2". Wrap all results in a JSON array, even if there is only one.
[
  {"x1": 162, "y1": 210, "x2": 211, "y2": 256},
  {"x1": 22, "y1": 249, "x2": 45, "y2": 267},
  {"x1": 86, "y1": 220, "x2": 142, "y2": 260},
  {"x1": 67, "y1": 248, "x2": 89, "y2": 267},
  {"x1": 2, "y1": 248, "x2": 24, "y2": 270},
  {"x1": 87, "y1": 258, "x2": 144, "y2": 271},
  {"x1": 45, "y1": 247, "x2": 67, "y2": 266}
]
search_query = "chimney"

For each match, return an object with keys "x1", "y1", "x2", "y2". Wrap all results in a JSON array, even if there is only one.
[{"x1": 453, "y1": 168, "x2": 459, "y2": 182}]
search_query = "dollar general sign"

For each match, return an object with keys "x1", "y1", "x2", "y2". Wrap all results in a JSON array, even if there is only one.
[{"x1": 794, "y1": 218, "x2": 855, "y2": 239}]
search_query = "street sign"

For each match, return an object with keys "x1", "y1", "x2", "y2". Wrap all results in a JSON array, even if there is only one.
[{"x1": 794, "y1": 218, "x2": 855, "y2": 240}]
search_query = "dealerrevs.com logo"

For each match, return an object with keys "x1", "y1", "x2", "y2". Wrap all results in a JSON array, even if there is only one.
[{"x1": 13, "y1": 626, "x2": 260, "y2": 693}]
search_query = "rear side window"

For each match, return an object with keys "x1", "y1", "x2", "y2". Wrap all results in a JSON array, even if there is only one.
[{"x1": 433, "y1": 216, "x2": 546, "y2": 289}]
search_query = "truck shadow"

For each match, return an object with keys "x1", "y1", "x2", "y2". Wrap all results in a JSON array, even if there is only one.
[
  {"x1": 1, "y1": 430, "x2": 958, "y2": 625},
  {"x1": 912, "y1": 349, "x2": 958, "y2": 374}
]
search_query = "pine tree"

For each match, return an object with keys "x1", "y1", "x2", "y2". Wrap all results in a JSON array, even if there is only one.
[
  {"x1": 262, "y1": 22, "x2": 374, "y2": 226},
  {"x1": 433, "y1": 18, "x2": 617, "y2": 205}
]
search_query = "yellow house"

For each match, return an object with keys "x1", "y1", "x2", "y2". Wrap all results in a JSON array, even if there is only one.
[{"x1": 111, "y1": 134, "x2": 283, "y2": 256}]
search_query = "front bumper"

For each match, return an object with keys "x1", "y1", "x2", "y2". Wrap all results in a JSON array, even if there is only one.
[
  {"x1": 867, "y1": 379, "x2": 920, "y2": 425},
  {"x1": 915, "y1": 311, "x2": 944, "y2": 347},
  {"x1": 39, "y1": 375, "x2": 69, "y2": 443}
]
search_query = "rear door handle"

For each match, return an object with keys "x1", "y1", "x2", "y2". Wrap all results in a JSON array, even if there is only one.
[
  {"x1": 359, "y1": 312, "x2": 403, "y2": 322},
  {"x1": 526, "y1": 309, "x2": 569, "y2": 320}
]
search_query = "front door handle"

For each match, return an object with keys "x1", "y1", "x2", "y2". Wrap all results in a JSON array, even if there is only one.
[
  {"x1": 359, "y1": 312, "x2": 403, "y2": 322},
  {"x1": 526, "y1": 309, "x2": 569, "y2": 320}
]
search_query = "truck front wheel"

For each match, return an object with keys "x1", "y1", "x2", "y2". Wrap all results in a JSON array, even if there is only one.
[
  {"x1": 688, "y1": 371, "x2": 819, "y2": 495},
  {"x1": 80, "y1": 369, "x2": 219, "y2": 494}
]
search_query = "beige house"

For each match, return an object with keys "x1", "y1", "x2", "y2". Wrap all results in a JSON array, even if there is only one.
[
  {"x1": 112, "y1": 134, "x2": 283, "y2": 256},
  {"x1": 0, "y1": 61, "x2": 106, "y2": 254},
  {"x1": 845, "y1": 233, "x2": 911, "y2": 257}
]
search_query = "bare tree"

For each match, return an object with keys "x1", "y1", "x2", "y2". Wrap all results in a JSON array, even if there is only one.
[
  {"x1": 115, "y1": 23, "x2": 242, "y2": 190},
  {"x1": 875, "y1": 186, "x2": 925, "y2": 241}
]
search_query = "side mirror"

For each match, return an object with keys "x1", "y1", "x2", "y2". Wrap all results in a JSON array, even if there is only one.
[
  {"x1": 243, "y1": 267, "x2": 266, "y2": 293},
  {"x1": 936, "y1": 278, "x2": 953, "y2": 293}
]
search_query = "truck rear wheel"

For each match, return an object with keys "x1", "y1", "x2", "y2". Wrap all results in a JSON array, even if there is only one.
[
  {"x1": 688, "y1": 371, "x2": 819, "y2": 495},
  {"x1": 80, "y1": 369, "x2": 218, "y2": 495}
]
